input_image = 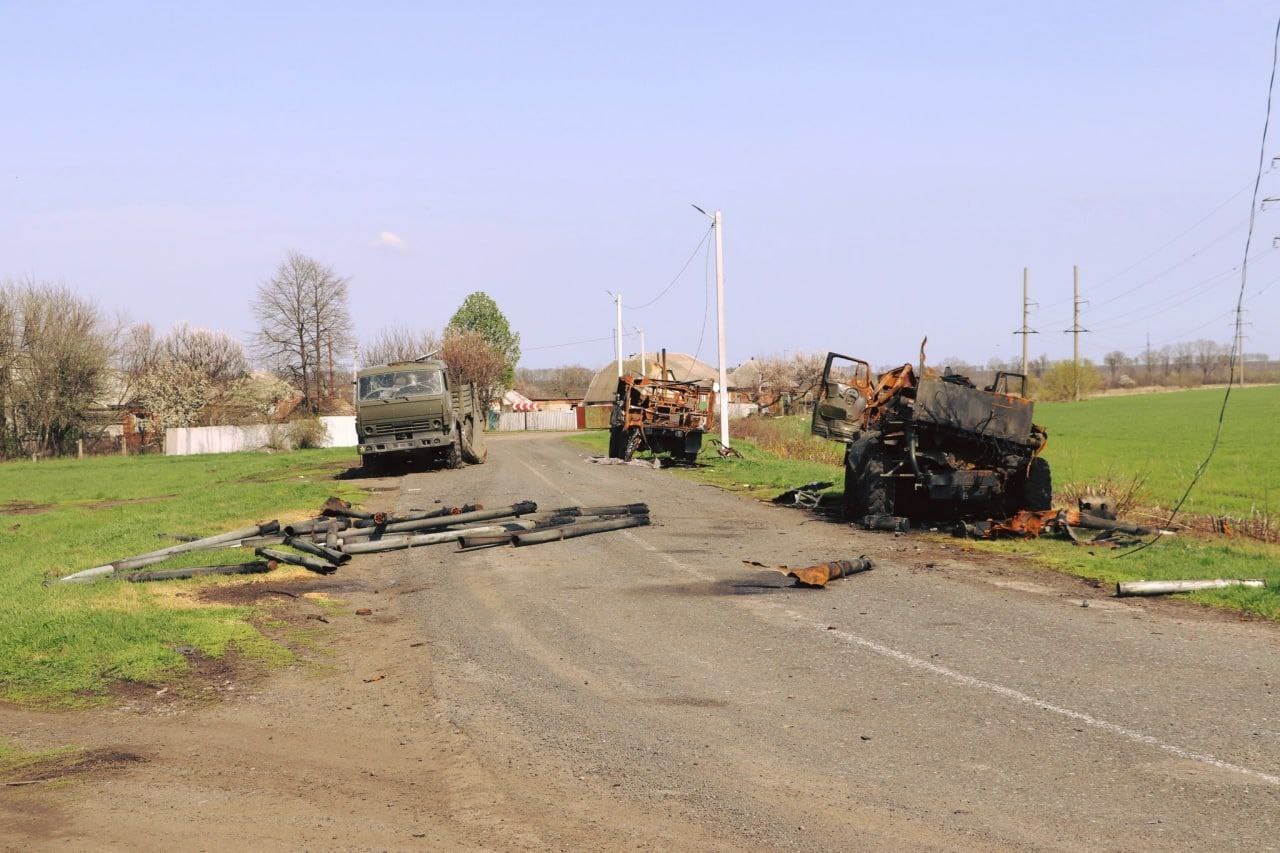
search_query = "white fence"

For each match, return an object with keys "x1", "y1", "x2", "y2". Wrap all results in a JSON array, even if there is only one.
[
  {"x1": 494, "y1": 410, "x2": 578, "y2": 432},
  {"x1": 165, "y1": 416, "x2": 358, "y2": 456}
]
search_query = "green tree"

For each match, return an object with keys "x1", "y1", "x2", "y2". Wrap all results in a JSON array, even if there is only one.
[{"x1": 446, "y1": 292, "x2": 520, "y2": 386}]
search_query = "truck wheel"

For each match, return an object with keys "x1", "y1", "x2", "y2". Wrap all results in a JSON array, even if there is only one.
[
  {"x1": 361, "y1": 454, "x2": 383, "y2": 474},
  {"x1": 855, "y1": 448, "x2": 896, "y2": 514},
  {"x1": 445, "y1": 429, "x2": 463, "y2": 469},
  {"x1": 1025, "y1": 457, "x2": 1052, "y2": 511},
  {"x1": 621, "y1": 428, "x2": 643, "y2": 462},
  {"x1": 461, "y1": 417, "x2": 485, "y2": 464}
]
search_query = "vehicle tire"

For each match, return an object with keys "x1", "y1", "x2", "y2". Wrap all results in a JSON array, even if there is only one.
[
  {"x1": 842, "y1": 435, "x2": 885, "y2": 519},
  {"x1": 608, "y1": 427, "x2": 626, "y2": 459},
  {"x1": 461, "y1": 417, "x2": 485, "y2": 464},
  {"x1": 445, "y1": 429, "x2": 464, "y2": 469},
  {"x1": 1025, "y1": 456, "x2": 1052, "y2": 511},
  {"x1": 620, "y1": 428, "x2": 643, "y2": 462},
  {"x1": 855, "y1": 452, "x2": 891, "y2": 518},
  {"x1": 360, "y1": 454, "x2": 383, "y2": 474}
]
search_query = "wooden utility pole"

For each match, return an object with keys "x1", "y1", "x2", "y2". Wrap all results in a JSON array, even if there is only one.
[{"x1": 1014, "y1": 267, "x2": 1037, "y2": 376}]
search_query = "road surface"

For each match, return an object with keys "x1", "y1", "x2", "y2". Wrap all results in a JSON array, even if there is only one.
[{"x1": 3, "y1": 432, "x2": 1277, "y2": 850}]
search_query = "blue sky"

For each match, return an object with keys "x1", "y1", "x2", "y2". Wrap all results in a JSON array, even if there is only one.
[{"x1": 2, "y1": 1, "x2": 1277, "y2": 369}]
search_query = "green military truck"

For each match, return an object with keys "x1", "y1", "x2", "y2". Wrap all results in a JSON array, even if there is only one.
[{"x1": 354, "y1": 358, "x2": 486, "y2": 471}]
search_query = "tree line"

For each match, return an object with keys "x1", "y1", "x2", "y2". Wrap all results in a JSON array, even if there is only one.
[{"x1": 0, "y1": 254, "x2": 521, "y2": 458}]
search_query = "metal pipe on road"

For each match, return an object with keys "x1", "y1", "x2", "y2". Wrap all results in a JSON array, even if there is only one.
[
  {"x1": 513, "y1": 515, "x2": 649, "y2": 546},
  {"x1": 340, "y1": 502, "x2": 538, "y2": 541},
  {"x1": 255, "y1": 547, "x2": 339, "y2": 574},
  {"x1": 57, "y1": 521, "x2": 281, "y2": 584},
  {"x1": 1116, "y1": 578, "x2": 1264, "y2": 597},
  {"x1": 285, "y1": 536, "x2": 351, "y2": 566}
]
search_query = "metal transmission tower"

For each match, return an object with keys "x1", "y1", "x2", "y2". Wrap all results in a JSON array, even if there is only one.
[
  {"x1": 1231, "y1": 309, "x2": 1252, "y2": 384},
  {"x1": 1062, "y1": 264, "x2": 1090, "y2": 400},
  {"x1": 1013, "y1": 267, "x2": 1038, "y2": 376}
]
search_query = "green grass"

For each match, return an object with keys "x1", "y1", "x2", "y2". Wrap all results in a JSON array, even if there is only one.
[
  {"x1": 0, "y1": 448, "x2": 363, "y2": 705},
  {"x1": 970, "y1": 536, "x2": 1280, "y2": 619},
  {"x1": 1036, "y1": 385, "x2": 1280, "y2": 520}
]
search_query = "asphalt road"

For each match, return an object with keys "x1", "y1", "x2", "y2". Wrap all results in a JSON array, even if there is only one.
[{"x1": 382, "y1": 432, "x2": 1280, "y2": 850}]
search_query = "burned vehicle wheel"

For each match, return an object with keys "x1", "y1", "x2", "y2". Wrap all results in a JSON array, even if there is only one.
[
  {"x1": 853, "y1": 452, "x2": 891, "y2": 518},
  {"x1": 1025, "y1": 457, "x2": 1052, "y2": 512},
  {"x1": 621, "y1": 427, "x2": 643, "y2": 462},
  {"x1": 461, "y1": 417, "x2": 485, "y2": 464},
  {"x1": 360, "y1": 454, "x2": 384, "y2": 474}
]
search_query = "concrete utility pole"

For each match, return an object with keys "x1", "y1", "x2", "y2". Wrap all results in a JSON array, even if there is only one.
[
  {"x1": 713, "y1": 210, "x2": 730, "y2": 449},
  {"x1": 1063, "y1": 264, "x2": 1089, "y2": 401},
  {"x1": 612, "y1": 292, "x2": 624, "y2": 377},
  {"x1": 1013, "y1": 267, "x2": 1038, "y2": 376}
]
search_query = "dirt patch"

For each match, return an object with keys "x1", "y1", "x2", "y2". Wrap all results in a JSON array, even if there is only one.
[
  {"x1": 197, "y1": 577, "x2": 364, "y2": 606},
  {"x1": 2, "y1": 748, "x2": 144, "y2": 785},
  {"x1": 82, "y1": 494, "x2": 177, "y2": 511},
  {"x1": 0, "y1": 500, "x2": 52, "y2": 515},
  {"x1": 629, "y1": 578, "x2": 791, "y2": 597}
]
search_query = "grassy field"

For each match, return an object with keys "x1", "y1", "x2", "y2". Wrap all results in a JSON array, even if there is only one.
[
  {"x1": 0, "y1": 449, "x2": 363, "y2": 705},
  {"x1": 568, "y1": 386, "x2": 1280, "y2": 618},
  {"x1": 1035, "y1": 384, "x2": 1280, "y2": 522}
]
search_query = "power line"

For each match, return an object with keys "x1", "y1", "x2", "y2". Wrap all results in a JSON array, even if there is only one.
[
  {"x1": 523, "y1": 331, "x2": 637, "y2": 352},
  {"x1": 1125, "y1": 12, "x2": 1280, "y2": 557},
  {"x1": 685, "y1": 231, "x2": 715, "y2": 380},
  {"x1": 629, "y1": 225, "x2": 713, "y2": 310}
]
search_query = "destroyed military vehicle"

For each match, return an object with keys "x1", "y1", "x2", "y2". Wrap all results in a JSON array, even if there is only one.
[
  {"x1": 608, "y1": 374, "x2": 714, "y2": 463},
  {"x1": 811, "y1": 353, "x2": 1050, "y2": 524},
  {"x1": 355, "y1": 358, "x2": 485, "y2": 471}
]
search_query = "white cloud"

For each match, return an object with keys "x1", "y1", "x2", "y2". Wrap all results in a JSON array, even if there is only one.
[{"x1": 370, "y1": 231, "x2": 407, "y2": 251}]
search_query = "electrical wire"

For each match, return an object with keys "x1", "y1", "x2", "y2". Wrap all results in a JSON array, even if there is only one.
[
  {"x1": 629, "y1": 225, "x2": 713, "y2": 310},
  {"x1": 523, "y1": 331, "x2": 636, "y2": 352},
  {"x1": 1123, "y1": 13, "x2": 1280, "y2": 557},
  {"x1": 684, "y1": 231, "x2": 714, "y2": 380}
]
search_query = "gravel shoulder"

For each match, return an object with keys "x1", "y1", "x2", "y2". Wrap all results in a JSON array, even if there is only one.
[{"x1": 3, "y1": 432, "x2": 1278, "y2": 850}]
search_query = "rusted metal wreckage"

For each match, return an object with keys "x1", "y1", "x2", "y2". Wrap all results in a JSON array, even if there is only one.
[
  {"x1": 608, "y1": 360, "x2": 715, "y2": 463},
  {"x1": 811, "y1": 351, "x2": 1052, "y2": 526}
]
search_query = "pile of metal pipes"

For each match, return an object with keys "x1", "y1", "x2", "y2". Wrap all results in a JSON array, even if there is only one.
[{"x1": 53, "y1": 498, "x2": 653, "y2": 585}]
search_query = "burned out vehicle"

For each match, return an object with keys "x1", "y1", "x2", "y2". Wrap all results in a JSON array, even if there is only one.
[
  {"x1": 608, "y1": 375, "x2": 714, "y2": 463},
  {"x1": 355, "y1": 358, "x2": 485, "y2": 471},
  {"x1": 811, "y1": 353, "x2": 1050, "y2": 524}
]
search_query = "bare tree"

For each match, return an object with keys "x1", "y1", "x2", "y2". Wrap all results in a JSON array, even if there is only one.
[
  {"x1": 1192, "y1": 339, "x2": 1228, "y2": 383},
  {"x1": 164, "y1": 323, "x2": 248, "y2": 384},
  {"x1": 1, "y1": 280, "x2": 113, "y2": 455},
  {"x1": 514, "y1": 365, "x2": 592, "y2": 399},
  {"x1": 362, "y1": 325, "x2": 440, "y2": 367},
  {"x1": 253, "y1": 252, "x2": 352, "y2": 412},
  {"x1": 1103, "y1": 350, "x2": 1129, "y2": 384},
  {"x1": 1170, "y1": 341, "x2": 1196, "y2": 379},
  {"x1": 441, "y1": 330, "x2": 507, "y2": 412}
]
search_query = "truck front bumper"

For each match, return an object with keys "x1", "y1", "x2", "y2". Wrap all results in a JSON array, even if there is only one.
[{"x1": 359, "y1": 433, "x2": 449, "y2": 455}]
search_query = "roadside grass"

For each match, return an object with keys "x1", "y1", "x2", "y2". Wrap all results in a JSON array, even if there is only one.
[
  {"x1": 0, "y1": 449, "x2": 363, "y2": 706},
  {"x1": 566, "y1": 402, "x2": 1280, "y2": 619},
  {"x1": 1035, "y1": 385, "x2": 1279, "y2": 524}
]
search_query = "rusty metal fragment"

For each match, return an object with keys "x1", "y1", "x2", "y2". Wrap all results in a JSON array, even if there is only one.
[{"x1": 787, "y1": 558, "x2": 874, "y2": 588}]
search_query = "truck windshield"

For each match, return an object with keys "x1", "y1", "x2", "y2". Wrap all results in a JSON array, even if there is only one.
[{"x1": 359, "y1": 369, "x2": 444, "y2": 401}]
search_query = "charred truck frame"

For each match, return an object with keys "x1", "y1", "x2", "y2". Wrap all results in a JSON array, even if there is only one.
[
  {"x1": 608, "y1": 375, "x2": 714, "y2": 463},
  {"x1": 811, "y1": 353, "x2": 1051, "y2": 524}
]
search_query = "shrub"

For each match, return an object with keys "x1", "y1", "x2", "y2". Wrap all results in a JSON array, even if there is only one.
[
  {"x1": 289, "y1": 418, "x2": 328, "y2": 449},
  {"x1": 1034, "y1": 360, "x2": 1102, "y2": 402}
]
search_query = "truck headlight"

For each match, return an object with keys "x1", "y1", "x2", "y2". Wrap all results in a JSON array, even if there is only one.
[{"x1": 362, "y1": 425, "x2": 373, "y2": 435}]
